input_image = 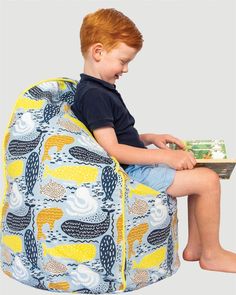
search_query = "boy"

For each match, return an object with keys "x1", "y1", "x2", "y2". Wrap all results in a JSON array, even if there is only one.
[{"x1": 71, "y1": 8, "x2": 236, "y2": 273}]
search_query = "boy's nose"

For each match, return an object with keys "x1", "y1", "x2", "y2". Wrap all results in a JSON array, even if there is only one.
[{"x1": 123, "y1": 65, "x2": 128, "y2": 73}]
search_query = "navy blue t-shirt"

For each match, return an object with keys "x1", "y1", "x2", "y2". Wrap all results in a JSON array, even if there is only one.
[{"x1": 71, "y1": 73, "x2": 147, "y2": 170}]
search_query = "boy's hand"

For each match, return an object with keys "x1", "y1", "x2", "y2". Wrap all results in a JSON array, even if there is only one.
[
  {"x1": 161, "y1": 149, "x2": 197, "y2": 170},
  {"x1": 152, "y1": 134, "x2": 186, "y2": 150}
]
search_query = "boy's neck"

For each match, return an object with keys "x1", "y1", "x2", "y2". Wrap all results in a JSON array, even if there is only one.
[
  {"x1": 83, "y1": 70, "x2": 100, "y2": 80},
  {"x1": 83, "y1": 63, "x2": 101, "y2": 80},
  {"x1": 83, "y1": 64, "x2": 115, "y2": 87}
]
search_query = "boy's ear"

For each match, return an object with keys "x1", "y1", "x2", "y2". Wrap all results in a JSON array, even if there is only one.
[{"x1": 92, "y1": 43, "x2": 104, "y2": 61}]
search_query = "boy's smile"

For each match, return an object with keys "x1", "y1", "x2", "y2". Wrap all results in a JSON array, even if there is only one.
[{"x1": 84, "y1": 42, "x2": 139, "y2": 85}]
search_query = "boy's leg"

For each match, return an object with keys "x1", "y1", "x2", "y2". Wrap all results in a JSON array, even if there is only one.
[
  {"x1": 167, "y1": 167, "x2": 218, "y2": 260},
  {"x1": 183, "y1": 194, "x2": 202, "y2": 261},
  {"x1": 166, "y1": 167, "x2": 236, "y2": 273},
  {"x1": 167, "y1": 168, "x2": 218, "y2": 261}
]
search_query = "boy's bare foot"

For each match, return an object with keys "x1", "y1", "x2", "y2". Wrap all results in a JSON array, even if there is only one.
[
  {"x1": 199, "y1": 247, "x2": 236, "y2": 273},
  {"x1": 182, "y1": 244, "x2": 201, "y2": 261}
]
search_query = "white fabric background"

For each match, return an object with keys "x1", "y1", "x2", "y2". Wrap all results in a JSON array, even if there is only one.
[{"x1": 0, "y1": 0, "x2": 236, "y2": 294}]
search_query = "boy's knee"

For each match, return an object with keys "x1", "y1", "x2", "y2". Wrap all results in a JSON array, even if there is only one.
[
  {"x1": 202, "y1": 167, "x2": 219, "y2": 180},
  {"x1": 199, "y1": 167, "x2": 220, "y2": 190},
  {"x1": 166, "y1": 167, "x2": 220, "y2": 197}
]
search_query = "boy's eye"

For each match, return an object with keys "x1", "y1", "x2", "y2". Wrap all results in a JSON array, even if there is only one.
[{"x1": 120, "y1": 60, "x2": 126, "y2": 65}]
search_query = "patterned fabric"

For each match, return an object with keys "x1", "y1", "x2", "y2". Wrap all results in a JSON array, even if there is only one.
[{"x1": 0, "y1": 78, "x2": 180, "y2": 293}]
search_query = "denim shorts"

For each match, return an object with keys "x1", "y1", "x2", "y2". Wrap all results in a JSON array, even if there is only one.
[{"x1": 124, "y1": 163, "x2": 176, "y2": 193}]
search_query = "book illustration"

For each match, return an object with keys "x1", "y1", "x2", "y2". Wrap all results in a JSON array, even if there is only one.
[
  {"x1": 168, "y1": 140, "x2": 227, "y2": 160},
  {"x1": 168, "y1": 140, "x2": 236, "y2": 179}
]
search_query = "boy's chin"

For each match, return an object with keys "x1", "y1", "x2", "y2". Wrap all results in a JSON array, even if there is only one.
[
  {"x1": 109, "y1": 77, "x2": 117, "y2": 84},
  {"x1": 113, "y1": 76, "x2": 120, "y2": 83},
  {"x1": 105, "y1": 76, "x2": 118, "y2": 84}
]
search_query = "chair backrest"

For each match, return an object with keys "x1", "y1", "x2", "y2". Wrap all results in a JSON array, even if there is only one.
[{"x1": 0, "y1": 77, "x2": 180, "y2": 293}]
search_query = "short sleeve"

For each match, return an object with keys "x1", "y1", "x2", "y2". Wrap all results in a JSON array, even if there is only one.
[{"x1": 81, "y1": 88, "x2": 114, "y2": 131}]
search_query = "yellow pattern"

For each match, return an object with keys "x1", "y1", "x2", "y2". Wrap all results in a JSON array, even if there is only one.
[
  {"x1": 3, "y1": 132, "x2": 10, "y2": 151},
  {"x1": 42, "y1": 243, "x2": 96, "y2": 263},
  {"x1": 2, "y1": 235, "x2": 23, "y2": 253},
  {"x1": 57, "y1": 81, "x2": 67, "y2": 91},
  {"x1": 116, "y1": 214, "x2": 124, "y2": 244},
  {"x1": 127, "y1": 223, "x2": 149, "y2": 258},
  {"x1": 36, "y1": 208, "x2": 63, "y2": 240},
  {"x1": 63, "y1": 104, "x2": 70, "y2": 112},
  {"x1": 15, "y1": 97, "x2": 44, "y2": 110},
  {"x1": 0, "y1": 78, "x2": 78, "y2": 267},
  {"x1": 42, "y1": 135, "x2": 74, "y2": 161},
  {"x1": 48, "y1": 281, "x2": 70, "y2": 291},
  {"x1": 1, "y1": 202, "x2": 9, "y2": 220},
  {"x1": 6, "y1": 160, "x2": 24, "y2": 178},
  {"x1": 132, "y1": 246, "x2": 167, "y2": 269},
  {"x1": 129, "y1": 183, "x2": 160, "y2": 198},
  {"x1": 43, "y1": 164, "x2": 98, "y2": 185}
]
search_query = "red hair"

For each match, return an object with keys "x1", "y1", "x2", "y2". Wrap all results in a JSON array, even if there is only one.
[{"x1": 80, "y1": 8, "x2": 144, "y2": 58}]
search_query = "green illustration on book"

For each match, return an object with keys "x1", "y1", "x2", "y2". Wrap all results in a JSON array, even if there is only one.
[
  {"x1": 169, "y1": 140, "x2": 227, "y2": 159},
  {"x1": 168, "y1": 140, "x2": 236, "y2": 179}
]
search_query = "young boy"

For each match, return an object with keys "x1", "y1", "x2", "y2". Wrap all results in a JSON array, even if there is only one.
[{"x1": 71, "y1": 8, "x2": 236, "y2": 273}]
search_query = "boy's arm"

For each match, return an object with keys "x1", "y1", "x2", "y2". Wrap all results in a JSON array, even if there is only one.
[
  {"x1": 92, "y1": 127, "x2": 168, "y2": 166},
  {"x1": 139, "y1": 133, "x2": 156, "y2": 146}
]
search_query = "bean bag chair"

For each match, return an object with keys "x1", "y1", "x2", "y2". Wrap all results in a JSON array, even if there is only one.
[{"x1": 0, "y1": 77, "x2": 180, "y2": 293}]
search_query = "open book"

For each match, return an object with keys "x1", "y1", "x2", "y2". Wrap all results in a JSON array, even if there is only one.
[{"x1": 168, "y1": 140, "x2": 236, "y2": 179}]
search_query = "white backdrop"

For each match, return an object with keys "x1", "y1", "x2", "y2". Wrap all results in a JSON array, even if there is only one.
[{"x1": 0, "y1": 0, "x2": 236, "y2": 294}]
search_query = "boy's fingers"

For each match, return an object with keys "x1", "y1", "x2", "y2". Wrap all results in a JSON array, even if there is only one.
[
  {"x1": 166, "y1": 135, "x2": 185, "y2": 149},
  {"x1": 189, "y1": 152, "x2": 197, "y2": 166},
  {"x1": 175, "y1": 138, "x2": 185, "y2": 149}
]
